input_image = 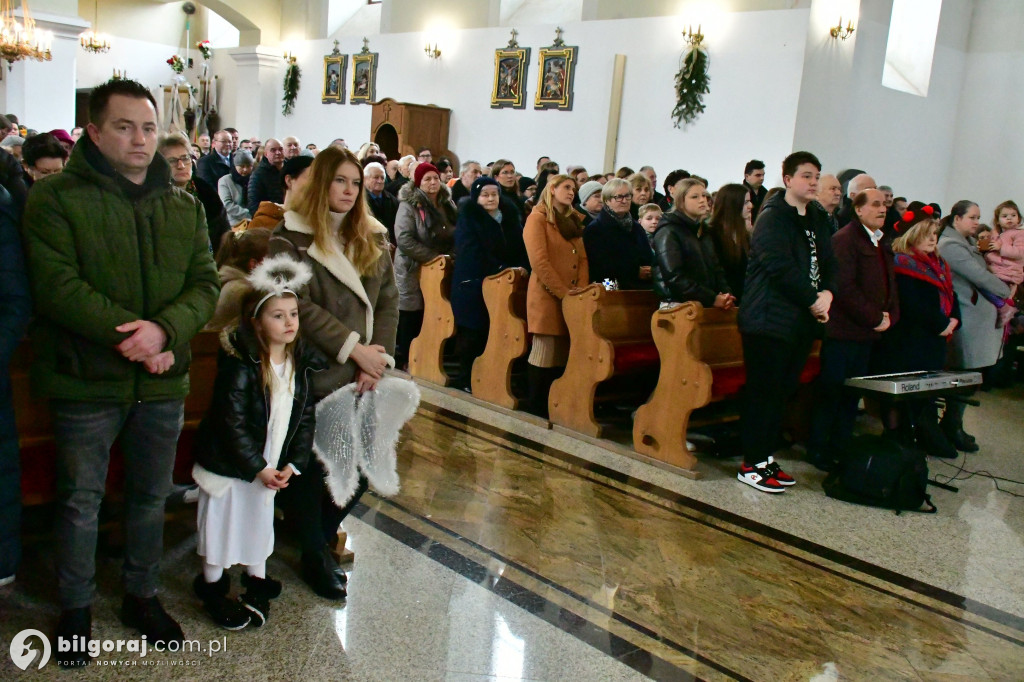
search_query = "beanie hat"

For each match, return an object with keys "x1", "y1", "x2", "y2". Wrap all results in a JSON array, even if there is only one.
[
  {"x1": 578, "y1": 180, "x2": 603, "y2": 205},
  {"x1": 470, "y1": 175, "x2": 500, "y2": 202},
  {"x1": 0, "y1": 135, "x2": 23, "y2": 148},
  {"x1": 414, "y1": 162, "x2": 439, "y2": 187},
  {"x1": 233, "y1": 149, "x2": 254, "y2": 166},
  {"x1": 281, "y1": 155, "x2": 314, "y2": 180},
  {"x1": 48, "y1": 129, "x2": 73, "y2": 146}
]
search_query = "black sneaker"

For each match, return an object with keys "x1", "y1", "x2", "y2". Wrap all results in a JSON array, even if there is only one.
[
  {"x1": 240, "y1": 575, "x2": 280, "y2": 628},
  {"x1": 54, "y1": 607, "x2": 92, "y2": 669},
  {"x1": 120, "y1": 595, "x2": 184, "y2": 646},
  {"x1": 193, "y1": 574, "x2": 251, "y2": 631},
  {"x1": 301, "y1": 549, "x2": 347, "y2": 600}
]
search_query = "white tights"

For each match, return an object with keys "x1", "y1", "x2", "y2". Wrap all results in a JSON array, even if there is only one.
[{"x1": 202, "y1": 561, "x2": 266, "y2": 583}]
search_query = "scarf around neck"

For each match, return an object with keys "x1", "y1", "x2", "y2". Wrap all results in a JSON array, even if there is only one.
[{"x1": 894, "y1": 250, "x2": 955, "y2": 316}]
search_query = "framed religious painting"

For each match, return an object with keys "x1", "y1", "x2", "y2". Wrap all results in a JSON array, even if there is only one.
[
  {"x1": 534, "y1": 28, "x2": 577, "y2": 111},
  {"x1": 322, "y1": 46, "x2": 347, "y2": 104},
  {"x1": 350, "y1": 40, "x2": 378, "y2": 105},
  {"x1": 491, "y1": 31, "x2": 529, "y2": 109}
]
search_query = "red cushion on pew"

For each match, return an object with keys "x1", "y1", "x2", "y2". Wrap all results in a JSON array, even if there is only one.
[
  {"x1": 711, "y1": 366, "x2": 746, "y2": 398},
  {"x1": 612, "y1": 343, "x2": 660, "y2": 374}
]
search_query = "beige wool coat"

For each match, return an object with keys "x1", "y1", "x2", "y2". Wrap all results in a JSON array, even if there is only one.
[
  {"x1": 523, "y1": 203, "x2": 588, "y2": 336},
  {"x1": 270, "y1": 210, "x2": 399, "y2": 397}
]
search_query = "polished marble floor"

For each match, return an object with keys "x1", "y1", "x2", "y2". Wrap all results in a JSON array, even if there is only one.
[{"x1": 2, "y1": 384, "x2": 1023, "y2": 680}]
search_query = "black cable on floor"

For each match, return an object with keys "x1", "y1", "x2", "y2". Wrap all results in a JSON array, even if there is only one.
[{"x1": 932, "y1": 455, "x2": 1024, "y2": 498}]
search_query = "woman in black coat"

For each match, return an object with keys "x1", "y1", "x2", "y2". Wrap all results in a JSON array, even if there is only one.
[
  {"x1": 450, "y1": 176, "x2": 529, "y2": 390},
  {"x1": 651, "y1": 178, "x2": 734, "y2": 309},
  {"x1": 583, "y1": 177, "x2": 654, "y2": 290}
]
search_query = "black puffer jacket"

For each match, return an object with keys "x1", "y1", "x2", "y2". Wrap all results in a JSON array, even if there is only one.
[
  {"x1": 583, "y1": 207, "x2": 653, "y2": 290},
  {"x1": 738, "y1": 192, "x2": 838, "y2": 340},
  {"x1": 193, "y1": 324, "x2": 327, "y2": 482},
  {"x1": 651, "y1": 210, "x2": 730, "y2": 306}
]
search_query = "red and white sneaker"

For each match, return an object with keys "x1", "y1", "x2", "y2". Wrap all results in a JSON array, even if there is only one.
[
  {"x1": 764, "y1": 456, "x2": 796, "y2": 486},
  {"x1": 737, "y1": 461, "x2": 786, "y2": 493}
]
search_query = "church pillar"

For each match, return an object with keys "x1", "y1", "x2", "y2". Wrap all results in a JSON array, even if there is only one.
[
  {"x1": 3, "y1": 10, "x2": 88, "y2": 131},
  {"x1": 227, "y1": 46, "x2": 283, "y2": 137}
]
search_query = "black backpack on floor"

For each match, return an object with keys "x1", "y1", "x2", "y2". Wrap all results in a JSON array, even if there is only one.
[{"x1": 822, "y1": 435, "x2": 937, "y2": 514}]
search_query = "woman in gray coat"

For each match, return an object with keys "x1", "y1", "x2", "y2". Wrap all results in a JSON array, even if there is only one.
[
  {"x1": 217, "y1": 149, "x2": 254, "y2": 228},
  {"x1": 937, "y1": 199, "x2": 1010, "y2": 450},
  {"x1": 392, "y1": 162, "x2": 457, "y2": 368},
  {"x1": 269, "y1": 146, "x2": 398, "y2": 600}
]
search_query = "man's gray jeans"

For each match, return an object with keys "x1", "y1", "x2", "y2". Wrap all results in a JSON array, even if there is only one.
[{"x1": 52, "y1": 399, "x2": 184, "y2": 609}]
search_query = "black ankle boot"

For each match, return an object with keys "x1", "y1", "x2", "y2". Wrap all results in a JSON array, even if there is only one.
[
  {"x1": 54, "y1": 607, "x2": 92, "y2": 668},
  {"x1": 527, "y1": 365, "x2": 559, "y2": 419},
  {"x1": 940, "y1": 416, "x2": 979, "y2": 452},
  {"x1": 301, "y1": 548, "x2": 347, "y2": 600},
  {"x1": 193, "y1": 574, "x2": 250, "y2": 630},
  {"x1": 121, "y1": 595, "x2": 185, "y2": 645},
  {"x1": 240, "y1": 574, "x2": 280, "y2": 627}
]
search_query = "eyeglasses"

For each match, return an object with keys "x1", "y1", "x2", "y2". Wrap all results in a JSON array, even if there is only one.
[
  {"x1": 165, "y1": 155, "x2": 191, "y2": 167},
  {"x1": 418, "y1": 153, "x2": 432, "y2": 160},
  {"x1": 610, "y1": 194, "x2": 632, "y2": 202}
]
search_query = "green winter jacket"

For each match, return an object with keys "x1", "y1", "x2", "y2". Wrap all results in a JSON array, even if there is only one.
[{"x1": 21, "y1": 136, "x2": 220, "y2": 402}]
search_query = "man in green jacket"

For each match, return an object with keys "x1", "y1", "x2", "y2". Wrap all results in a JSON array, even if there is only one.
[{"x1": 21, "y1": 78, "x2": 219, "y2": 668}]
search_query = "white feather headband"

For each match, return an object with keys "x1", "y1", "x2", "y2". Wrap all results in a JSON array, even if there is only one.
[{"x1": 248, "y1": 254, "x2": 313, "y2": 316}]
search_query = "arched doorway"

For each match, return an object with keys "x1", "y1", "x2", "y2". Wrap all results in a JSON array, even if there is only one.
[{"x1": 374, "y1": 123, "x2": 399, "y2": 160}]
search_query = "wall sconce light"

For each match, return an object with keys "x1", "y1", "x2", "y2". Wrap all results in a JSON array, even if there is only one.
[
  {"x1": 424, "y1": 42, "x2": 441, "y2": 59},
  {"x1": 283, "y1": 51, "x2": 297, "y2": 64},
  {"x1": 829, "y1": 17, "x2": 855, "y2": 40},
  {"x1": 683, "y1": 24, "x2": 704, "y2": 48}
]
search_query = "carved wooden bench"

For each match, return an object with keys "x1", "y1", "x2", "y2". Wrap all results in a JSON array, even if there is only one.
[
  {"x1": 633, "y1": 303, "x2": 820, "y2": 472},
  {"x1": 471, "y1": 267, "x2": 529, "y2": 409},
  {"x1": 548, "y1": 284, "x2": 660, "y2": 437},
  {"x1": 408, "y1": 255, "x2": 455, "y2": 386}
]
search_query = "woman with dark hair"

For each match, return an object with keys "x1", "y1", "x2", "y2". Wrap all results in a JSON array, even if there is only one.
[
  {"x1": 937, "y1": 199, "x2": 1011, "y2": 450},
  {"x1": 492, "y1": 158, "x2": 527, "y2": 225},
  {"x1": 660, "y1": 169, "x2": 690, "y2": 211},
  {"x1": 583, "y1": 178, "x2": 653, "y2": 290},
  {"x1": 269, "y1": 146, "x2": 398, "y2": 599},
  {"x1": 652, "y1": 178, "x2": 733, "y2": 310},
  {"x1": 450, "y1": 176, "x2": 530, "y2": 390},
  {"x1": 393, "y1": 162, "x2": 457, "y2": 368},
  {"x1": 523, "y1": 175, "x2": 587, "y2": 417},
  {"x1": 709, "y1": 183, "x2": 753, "y2": 300}
]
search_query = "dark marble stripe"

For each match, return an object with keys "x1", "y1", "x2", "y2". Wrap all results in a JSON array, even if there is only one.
[
  {"x1": 352, "y1": 499, "x2": 749, "y2": 682},
  {"x1": 420, "y1": 402, "x2": 1024, "y2": 637}
]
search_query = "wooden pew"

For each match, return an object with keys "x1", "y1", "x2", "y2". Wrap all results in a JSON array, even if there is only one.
[
  {"x1": 471, "y1": 267, "x2": 529, "y2": 409},
  {"x1": 408, "y1": 255, "x2": 455, "y2": 386},
  {"x1": 17, "y1": 331, "x2": 221, "y2": 505},
  {"x1": 633, "y1": 303, "x2": 820, "y2": 472},
  {"x1": 548, "y1": 284, "x2": 660, "y2": 437}
]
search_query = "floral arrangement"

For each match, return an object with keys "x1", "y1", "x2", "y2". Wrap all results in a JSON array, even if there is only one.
[
  {"x1": 671, "y1": 43, "x2": 710, "y2": 128},
  {"x1": 282, "y1": 60, "x2": 301, "y2": 116},
  {"x1": 167, "y1": 54, "x2": 185, "y2": 74},
  {"x1": 196, "y1": 40, "x2": 212, "y2": 61}
]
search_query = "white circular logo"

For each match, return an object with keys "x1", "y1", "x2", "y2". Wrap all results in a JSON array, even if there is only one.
[{"x1": 9, "y1": 629, "x2": 51, "y2": 670}]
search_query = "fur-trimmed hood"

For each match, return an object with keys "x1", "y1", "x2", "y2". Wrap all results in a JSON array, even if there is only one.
[{"x1": 217, "y1": 321, "x2": 329, "y2": 372}]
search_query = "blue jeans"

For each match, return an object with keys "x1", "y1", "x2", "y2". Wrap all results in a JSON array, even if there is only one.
[{"x1": 52, "y1": 399, "x2": 184, "y2": 609}]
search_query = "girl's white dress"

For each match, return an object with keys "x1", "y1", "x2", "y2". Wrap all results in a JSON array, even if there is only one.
[{"x1": 194, "y1": 358, "x2": 295, "y2": 568}]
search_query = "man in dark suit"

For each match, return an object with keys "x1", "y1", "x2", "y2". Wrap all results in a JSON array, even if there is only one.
[{"x1": 196, "y1": 130, "x2": 232, "y2": 187}]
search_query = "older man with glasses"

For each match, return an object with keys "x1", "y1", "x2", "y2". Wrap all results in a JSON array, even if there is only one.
[
  {"x1": 159, "y1": 133, "x2": 231, "y2": 250},
  {"x1": 246, "y1": 138, "x2": 285, "y2": 215}
]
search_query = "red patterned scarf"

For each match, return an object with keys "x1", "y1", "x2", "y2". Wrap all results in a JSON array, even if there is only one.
[{"x1": 893, "y1": 250, "x2": 955, "y2": 316}]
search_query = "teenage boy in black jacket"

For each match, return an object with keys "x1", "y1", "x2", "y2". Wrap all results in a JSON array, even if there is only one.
[{"x1": 736, "y1": 151, "x2": 837, "y2": 494}]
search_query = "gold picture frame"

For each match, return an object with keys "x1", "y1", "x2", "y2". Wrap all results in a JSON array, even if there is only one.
[
  {"x1": 491, "y1": 46, "x2": 530, "y2": 109},
  {"x1": 535, "y1": 29, "x2": 577, "y2": 111},
  {"x1": 350, "y1": 51, "x2": 378, "y2": 104},
  {"x1": 322, "y1": 51, "x2": 347, "y2": 104}
]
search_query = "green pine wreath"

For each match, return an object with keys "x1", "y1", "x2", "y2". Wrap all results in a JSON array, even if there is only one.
[
  {"x1": 283, "y1": 62, "x2": 301, "y2": 116},
  {"x1": 671, "y1": 47, "x2": 710, "y2": 128}
]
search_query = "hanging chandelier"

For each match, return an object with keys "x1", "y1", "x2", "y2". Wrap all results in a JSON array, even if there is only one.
[
  {"x1": 80, "y1": 0, "x2": 110, "y2": 54},
  {"x1": 0, "y1": 0, "x2": 52, "y2": 66}
]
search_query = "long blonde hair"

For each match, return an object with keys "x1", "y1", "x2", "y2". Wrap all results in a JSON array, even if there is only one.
[
  {"x1": 287, "y1": 146, "x2": 382, "y2": 275},
  {"x1": 538, "y1": 174, "x2": 575, "y2": 221}
]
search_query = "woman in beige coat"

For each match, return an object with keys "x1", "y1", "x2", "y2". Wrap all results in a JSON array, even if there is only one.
[
  {"x1": 523, "y1": 174, "x2": 588, "y2": 417},
  {"x1": 269, "y1": 146, "x2": 398, "y2": 600}
]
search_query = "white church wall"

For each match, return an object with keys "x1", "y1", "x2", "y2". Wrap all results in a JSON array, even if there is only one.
[
  {"x1": 945, "y1": 0, "x2": 1024, "y2": 218},
  {"x1": 793, "y1": 0, "x2": 972, "y2": 207},
  {"x1": 263, "y1": 9, "x2": 809, "y2": 191}
]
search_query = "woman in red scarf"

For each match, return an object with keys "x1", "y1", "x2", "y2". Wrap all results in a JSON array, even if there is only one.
[{"x1": 875, "y1": 206, "x2": 961, "y2": 456}]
